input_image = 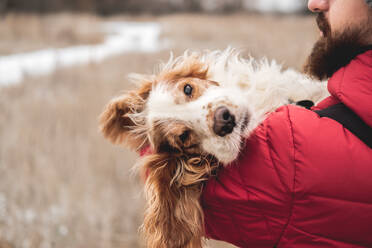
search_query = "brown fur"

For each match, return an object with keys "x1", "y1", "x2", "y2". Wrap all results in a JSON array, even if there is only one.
[
  {"x1": 99, "y1": 81, "x2": 152, "y2": 150},
  {"x1": 141, "y1": 153, "x2": 218, "y2": 248},
  {"x1": 157, "y1": 55, "x2": 209, "y2": 82},
  {"x1": 174, "y1": 78, "x2": 218, "y2": 103},
  {"x1": 99, "y1": 54, "x2": 219, "y2": 247},
  {"x1": 151, "y1": 120, "x2": 201, "y2": 155}
]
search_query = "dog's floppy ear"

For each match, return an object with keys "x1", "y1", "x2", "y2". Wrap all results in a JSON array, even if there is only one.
[
  {"x1": 141, "y1": 153, "x2": 205, "y2": 248},
  {"x1": 140, "y1": 153, "x2": 218, "y2": 248},
  {"x1": 99, "y1": 82, "x2": 152, "y2": 150}
]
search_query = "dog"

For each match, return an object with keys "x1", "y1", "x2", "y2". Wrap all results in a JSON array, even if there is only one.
[{"x1": 99, "y1": 49, "x2": 328, "y2": 248}]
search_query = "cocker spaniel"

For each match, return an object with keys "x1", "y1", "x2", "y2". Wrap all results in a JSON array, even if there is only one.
[{"x1": 99, "y1": 49, "x2": 327, "y2": 248}]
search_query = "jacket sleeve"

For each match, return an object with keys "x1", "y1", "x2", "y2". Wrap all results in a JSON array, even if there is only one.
[{"x1": 201, "y1": 106, "x2": 297, "y2": 247}]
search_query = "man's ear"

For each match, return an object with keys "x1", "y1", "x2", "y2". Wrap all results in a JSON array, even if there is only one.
[{"x1": 99, "y1": 82, "x2": 152, "y2": 150}]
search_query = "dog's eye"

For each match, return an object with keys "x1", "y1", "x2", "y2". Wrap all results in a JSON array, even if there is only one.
[
  {"x1": 179, "y1": 130, "x2": 189, "y2": 143},
  {"x1": 183, "y1": 84, "x2": 193, "y2": 96}
]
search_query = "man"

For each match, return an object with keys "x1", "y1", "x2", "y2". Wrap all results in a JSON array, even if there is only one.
[{"x1": 201, "y1": 0, "x2": 372, "y2": 247}]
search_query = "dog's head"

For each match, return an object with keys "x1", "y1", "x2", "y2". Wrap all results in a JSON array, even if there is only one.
[
  {"x1": 100, "y1": 52, "x2": 251, "y2": 165},
  {"x1": 99, "y1": 51, "x2": 250, "y2": 247}
]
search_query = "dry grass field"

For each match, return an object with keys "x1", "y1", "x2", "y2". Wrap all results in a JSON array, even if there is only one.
[
  {"x1": 0, "y1": 13, "x2": 104, "y2": 55},
  {"x1": 0, "y1": 13, "x2": 319, "y2": 248}
]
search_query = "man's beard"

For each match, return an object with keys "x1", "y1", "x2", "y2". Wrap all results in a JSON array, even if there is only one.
[{"x1": 304, "y1": 13, "x2": 372, "y2": 80}]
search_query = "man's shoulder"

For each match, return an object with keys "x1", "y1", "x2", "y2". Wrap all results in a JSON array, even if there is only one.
[
  {"x1": 253, "y1": 104, "x2": 330, "y2": 162},
  {"x1": 262, "y1": 104, "x2": 327, "y2": 138},
  {"x1": 258, "y1": 104, "x2": 319, "y2": 144},
  {"x1": 261, "y1": 104, "x2": 342, "y2": 145},
  {"x1": 261, "y1": 103, "x2": 371, "y2": 162}
]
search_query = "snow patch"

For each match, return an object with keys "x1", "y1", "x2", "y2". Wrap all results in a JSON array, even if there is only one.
[
  {"x1": 243, "y1": 0, "x2": 307, "y2": 13},
  {"x1": 0, "y1": 22, "x2": 165, "y2": 86}
]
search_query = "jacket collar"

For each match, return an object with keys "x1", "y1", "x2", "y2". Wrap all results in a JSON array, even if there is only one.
[{"x1": 328, "y1": 49, "x2": 372, "y2": 127}]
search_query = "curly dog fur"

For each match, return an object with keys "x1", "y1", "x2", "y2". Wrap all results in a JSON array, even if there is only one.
[{"x1": 99, "y1": 49, "x2": 328, "y2": 248}]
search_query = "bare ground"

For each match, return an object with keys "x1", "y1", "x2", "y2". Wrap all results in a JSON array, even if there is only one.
[{"x1": 0, "y1": 13, "x2": 319, "y2": 248}]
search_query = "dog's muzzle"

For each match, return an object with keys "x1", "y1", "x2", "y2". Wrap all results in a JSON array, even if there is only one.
[{"x1": 213, "y1": 106, "x2": 236, "y2": 137}]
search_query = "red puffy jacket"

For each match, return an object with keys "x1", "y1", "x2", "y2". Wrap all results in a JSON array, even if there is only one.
[{"x1": 201, "y1": 50, "x2": 372, "y2": 248}]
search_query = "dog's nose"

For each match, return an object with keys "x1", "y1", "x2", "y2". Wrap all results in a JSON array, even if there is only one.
[{"x1": 213, "y1": 106, "x2": 236, "y2": 137}]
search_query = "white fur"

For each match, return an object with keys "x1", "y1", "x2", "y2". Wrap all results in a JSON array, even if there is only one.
[{"x1": 140, "y1": 48, "x2": 329, "y2": 164}]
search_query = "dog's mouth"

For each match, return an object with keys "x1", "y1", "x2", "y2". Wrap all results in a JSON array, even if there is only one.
[{"x1": 240, "y1": 112, "x2": 250, "y2": 133}]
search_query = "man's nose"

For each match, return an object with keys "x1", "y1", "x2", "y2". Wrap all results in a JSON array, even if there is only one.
[{"x1": 308, "y1": 0, "x2": 329, "y2": 12}]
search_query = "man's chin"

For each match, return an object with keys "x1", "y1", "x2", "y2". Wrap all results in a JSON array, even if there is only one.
[{"x1": 304, "y1": 26, "x2": 371, "y2": 80}]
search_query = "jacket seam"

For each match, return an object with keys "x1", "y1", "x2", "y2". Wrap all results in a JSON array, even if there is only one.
[
  {"x1": 213, "y1": 175, "x2": 246, "y2": 247},
  {"x1": 288, "y1": 223, "x2": 369, "y2": 248},
  {"x1": 336, "y1": 67, "x2": 346, "y2": 101},
  {"x1": 258, "y1": 119, "x2": 283, "y2": 243},
  {"x1": 274, "y1": 106, "x2": 298, "y2": 247},
  {"x1": 236, "y1": 161, "x2": 276, "y2": 245}
]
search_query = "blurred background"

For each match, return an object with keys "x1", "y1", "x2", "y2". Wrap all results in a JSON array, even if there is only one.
[{"x1": 0, "y1": 0, "x2": 319, "y2": 247}]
